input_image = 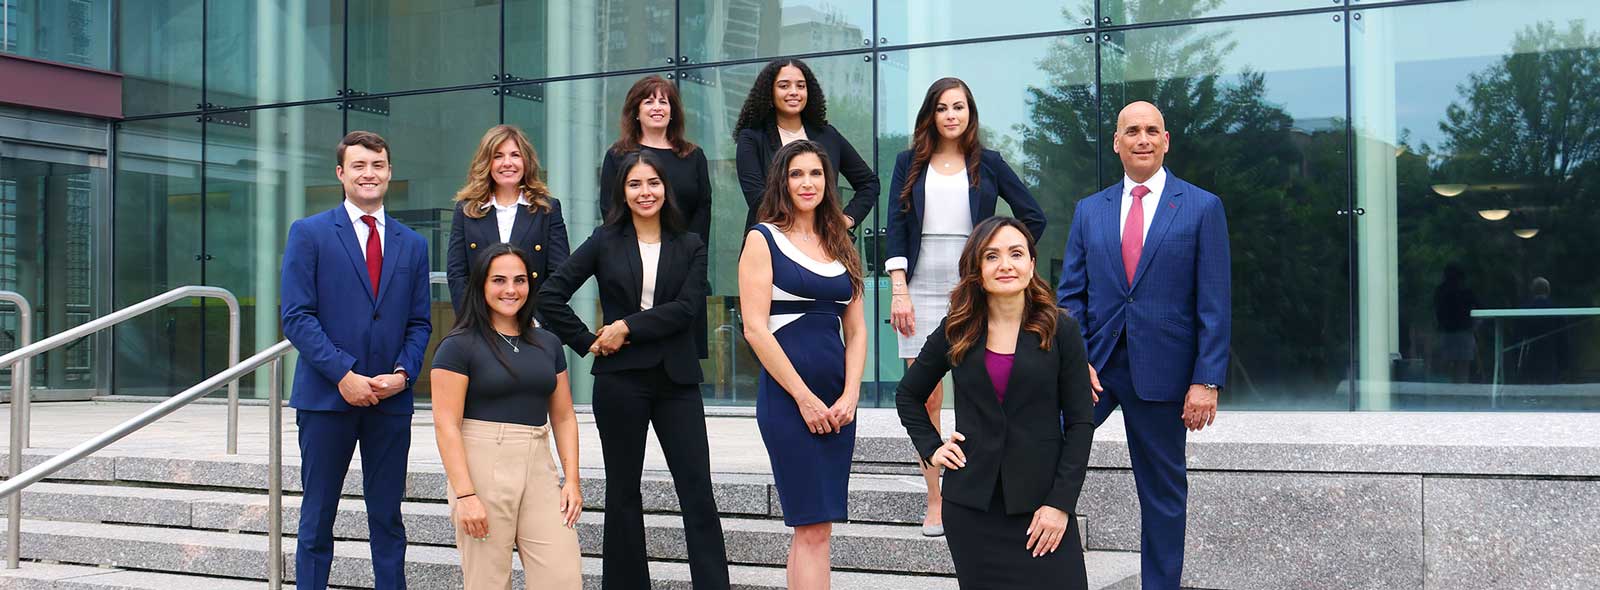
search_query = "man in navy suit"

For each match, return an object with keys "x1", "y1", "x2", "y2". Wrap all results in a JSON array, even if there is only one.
[
  {"x1": 280, "y1": 131, "x2": 432, "y2": 589},
  {"x1": 1056, "y1": 101, "x2": 1231, "y2": 589}
]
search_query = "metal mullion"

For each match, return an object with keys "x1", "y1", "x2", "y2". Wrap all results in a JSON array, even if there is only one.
[{"x1": 1343, "y1": 3, "x2": 1359, "y2": 411}]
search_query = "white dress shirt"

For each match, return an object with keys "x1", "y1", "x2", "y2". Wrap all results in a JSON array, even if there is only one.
[
  {"x1": 1118, "y1": 167, "x2": 1167, "y2": 243},
  {"x1": 638, "y1": 240, "x2": 661, "y2": 310},
  {"x1": 479, "y1": 195, "x2": 530, "y2": 244},
  {"x1": 343, "y1": 199, "x2": 387, "y2": 258}
]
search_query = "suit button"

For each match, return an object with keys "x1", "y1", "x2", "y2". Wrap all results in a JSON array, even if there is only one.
[
  {"x1": 1127, "y1": 297, "x2": 1134, "y2": 303},
  {"x1": 469, "y1": 242, "x2": 478, "y2": 249},
  {"x1": 531, "y1": 271, "x2": 539, "y2": 279},
  {"x1": 534, "y1": 244, "x2": 543, "y2": 252},
  {"x1": 372, "y1": 313, "x2": 380, "y2": 320}
]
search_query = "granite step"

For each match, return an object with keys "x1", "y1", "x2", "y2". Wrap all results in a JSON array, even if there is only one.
[
  {"x1": 1, "y1": 482, "x2": 957, "y2": 575},
  {"x1": 0, "y1": 563, "x2": 286, "y2": 589}
]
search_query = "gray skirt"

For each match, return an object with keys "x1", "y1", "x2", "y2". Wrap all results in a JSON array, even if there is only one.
[{"x1": 898, "y1": 234, "x2": 967, "y2": 358}]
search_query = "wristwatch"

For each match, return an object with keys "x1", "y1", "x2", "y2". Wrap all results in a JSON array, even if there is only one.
[{"x1": 1202, "y1": 383, "x2": 1220, "y2": 391}]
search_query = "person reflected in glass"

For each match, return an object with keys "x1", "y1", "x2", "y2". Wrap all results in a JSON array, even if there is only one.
[
  {"x1": 734, "y1": 58, "x2": 878, "y2": 232},
  {"x1": 600, "y1": 74, "x2": 712, "y2": 360},
  {"x1": 447, "y1": 124, "x2": 570, "y2": 322},
  {"x1": 1432, "y1": 263, "x2": 1479, "y2": 384},
  {"x1": 738, "y1": 140, "x2": 866, "y2": 590},
  {"x1": 884, "y1": 77, "x2": 1048, "y2": 537},
  {"x1": 538, "y1": 152, "x2": 729, "y2": 589},
  {"x1": 897, "y1": 217, "x2": 1093, "y2": 589},
  {"x1": 431, "y1": 244, "x2": 582, "y2": 589}
]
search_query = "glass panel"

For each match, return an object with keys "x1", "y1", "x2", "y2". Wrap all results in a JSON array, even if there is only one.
[
  {"x1": 1352, "y1": 0, "x2": 1600, "y2": 411},
  {"x1": 346, "y1": 88, "x2": 499, "y2": 397},
  {"x1": 117, "y1": 0, "x2": 204, "y2": 116},
  {"x1": 205, "y1": 0, "x2": 341, "y2": 107},
  {"x1": 878, "y1": 0, "x2": 1091, "y2": 46},
  {"x1": 0, "y1": 148, "x2": 103, "y2": 392},
  {"x1": 1102, "y1": 13, "x2": 1351, "y2": 409},
  {"x1": 504, "y1": 0, "x2": 675, "y2": 80},
  {"x1": 679, "y1": 52, "x2": 876, "y2": 405},
  {"x1": 346, "y1": 0, "x2": 498, "y2": 95},
  {"x1": 203, "y1": 103, "x2": 344, "y2": 398},
  {"x1": 1103, "y1": 0, "x2": 1334, "y2": 25},
  {"x1": 680, "y1": 0, "x2": 873, "y2": 64},
  {"x1": 112, "y1": 117, "x2": 205, "y2": 395},
  {"x1": 874, "y1": 35, "x2": 1100, "y2": 407},
  {"x1": 0, "y1": 0, "x2": 112, "y2": 69}
]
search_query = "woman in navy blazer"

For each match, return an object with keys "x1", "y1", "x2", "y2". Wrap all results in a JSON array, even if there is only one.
[
  {"x1": 734, "y1": 58, "x2": 878, "y2": 231},
  {"x1": 884, "y1": 77, "x2": 1047, "y2": 536},
  {"x1": 447, "y1": 124, "x2": 570, "y2": 316}
]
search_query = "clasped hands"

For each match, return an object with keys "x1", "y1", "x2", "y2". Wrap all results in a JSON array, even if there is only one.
[
  {"x1": 796, "y1": 390, "x2": 858, "y2": 435},
  {"x1": 589, "y1": 320, "x2": 631, "y2": 356},
  {"x1": 928, "y1": 431, "x2": 1071, "y2": 557},
  {"x1": 338, "y1": 370, "x2": 407, "y2": 407}
]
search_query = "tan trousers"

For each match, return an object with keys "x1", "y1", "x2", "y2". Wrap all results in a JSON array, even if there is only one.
[{"x1": 448, "y1": 419, "x2": 582, "y2": 589}]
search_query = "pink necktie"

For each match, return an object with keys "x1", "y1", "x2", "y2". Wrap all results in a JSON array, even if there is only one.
[
  {"x1": 1121, "y1": 185, "x2": 1150, "y2": 285},
  {"x1": 361, "y1": 215, "x2": 383, "y2": 297}
]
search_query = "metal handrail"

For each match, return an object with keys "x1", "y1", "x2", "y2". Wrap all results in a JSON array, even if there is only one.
[
  {"x1": 0, "y1": 285, "x2": 241, "y2": 454},
  {"x1": 0, "y1": 291, "x2": 32, "y2": 448},
  {"x1": 0, "y1": 339, "x2": 295, "y2": 577},
  {"x1": 430, "y1": 271, "x2": 447, "y2": 286}
]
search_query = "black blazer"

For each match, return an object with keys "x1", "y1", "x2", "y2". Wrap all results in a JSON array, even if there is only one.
[
  {"x1": 598, "y1": 145, "x2": 713, "y2": 243},
  {"x1": 885, "y1": 149, "x2": 1048, "y2": 281},
  {"x1": 537, "y1": 224, "x2": 708, "y2": 385},
  {"x1": 735, "y1": 121, "x2": 878, "y2": 230},
  {"x1": 446, "y1": 198, "x2": 570, "y2": 315},
  {"x1": 896, "y1": 312, "x2": 1094, "y2": 515}
]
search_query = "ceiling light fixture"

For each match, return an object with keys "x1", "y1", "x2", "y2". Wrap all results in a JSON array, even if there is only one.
[
  {"x1": 1431, "y1": 183, "x2": 1468, "y2": 197},
  {"x1": 1477, "y1": 209, "x2": 1510, "y2": 221},
  {"x1": 1513, "y1": 228, "x2": 1539, "y2": 239}
]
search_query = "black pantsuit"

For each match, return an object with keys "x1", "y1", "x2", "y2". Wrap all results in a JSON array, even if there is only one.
[
  {"x1": 538, "y1": 224, "x2": 729, "y2": 589},
  {"x1": 896, "y1": 313, "x2": 1096, "y2": 590}
]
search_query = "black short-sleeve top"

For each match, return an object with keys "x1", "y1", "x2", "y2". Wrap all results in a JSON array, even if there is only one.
[{"x1": 431, "y1": 328, "x2": 567, "y2": 427}]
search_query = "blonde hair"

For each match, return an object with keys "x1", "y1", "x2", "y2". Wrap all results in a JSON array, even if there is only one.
[{"x1": 453, "y1": 125, "x2": 553, "y2": 218}]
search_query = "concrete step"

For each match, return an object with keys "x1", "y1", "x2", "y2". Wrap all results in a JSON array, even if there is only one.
[
  {"x1": 0, "y1": 563, "x2": 285, "y2": 589},
  {"x1": 1, "y1": 448, "x2": 934, "y2": 524},
  {"x1": 2, "y1": 482, "x2": 955, "y2": 575}
]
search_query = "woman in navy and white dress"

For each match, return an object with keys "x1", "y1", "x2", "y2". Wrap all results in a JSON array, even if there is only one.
[{"x1": 738, "y1": 140, "x2": 866, "y2": 590}]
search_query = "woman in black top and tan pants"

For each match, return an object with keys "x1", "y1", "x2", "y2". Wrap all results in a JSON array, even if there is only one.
[
  {"x1": 539, "y1": 151, "x2": 729, "y2": 589},
  {"x1": 896, "y1": 217, "x2": 1095, "y2": 590},
  {"x1": 432, "y1": 243, "x2": 582, "y2": 589}
]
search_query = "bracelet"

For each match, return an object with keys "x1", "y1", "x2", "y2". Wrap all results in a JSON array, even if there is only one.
[
  {"x1": 891, "y1": 291, "x2": 909, "y2": 297},
  {"x1": 456, "y1": 492, "x2": 476, "y2": 500}
]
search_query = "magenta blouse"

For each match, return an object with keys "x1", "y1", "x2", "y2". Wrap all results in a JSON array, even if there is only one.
[{"x1": 984, "y1": 349, "x2": 1015, "y2": 403}]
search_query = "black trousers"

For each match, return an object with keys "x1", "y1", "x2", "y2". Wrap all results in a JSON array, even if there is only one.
[
  {"x1": 944, "y1": 479, "x2": 1087, "y2": 590},
  {"x1": 592, "y1": 365, "x2": 730, "y2": 590}
]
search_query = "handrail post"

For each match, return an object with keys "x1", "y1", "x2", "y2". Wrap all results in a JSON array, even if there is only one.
[
  {"x1": 2, "y1": 290, "x2": 32, "y2": 570},
  {"x1": 226, "y1": 294, "x2": 240, "y2": 455},
  {"x1": 267, "y1": 356, "x2": 284, "y2": 588}
]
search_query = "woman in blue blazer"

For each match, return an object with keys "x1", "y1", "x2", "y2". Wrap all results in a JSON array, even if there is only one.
[
  {"x1": 447, "y1": 124, "x2": 570, "y2": 317},
  {"x1": 884, "y1": 77, "x2": 1047, "y2": 537}
]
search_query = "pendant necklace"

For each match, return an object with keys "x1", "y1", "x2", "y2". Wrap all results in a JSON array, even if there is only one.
[{"x1": 498, "y1": 332, "x2": 520, "y2": 353}]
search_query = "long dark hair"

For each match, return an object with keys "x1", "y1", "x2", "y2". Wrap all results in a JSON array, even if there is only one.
[
  {"x1": 943, "y1": 217, "x2": 1058, "y2": 364},
  {"x1": 756, "y1": 140, "x2": 862, "y2": 296},
  {"x1": 603, "y1": 151, "x2": 687, "y2": 234},
  {"x1": 732, "y1": 59, "x2": 828, "y2": 138},
  {"x1": 899, "y1": 77, "x2": 982, "y2": 211},
  {"x1": 448, "y1": 243, "x2": 543, "y2": 370},
  {"x1": 611, "y1": 75, "x2": 697, "y2": 158}
]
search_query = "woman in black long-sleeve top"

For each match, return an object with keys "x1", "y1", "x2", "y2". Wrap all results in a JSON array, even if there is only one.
[
  {"x1": 538, "y1": 151, "x2": 729, "y2": 590},
  {"x1": 599, "y1": 75, "x2": 712, "y2": 358},
  {"x1": 448, "y1": 124, "x2": 570, "y2": 316},
  {"x1": 896, "y1": 217, "x2": 1094, "y2": 590},
  {"x1": 734, "y1": 58, "x2": 878, "y2": 231}
]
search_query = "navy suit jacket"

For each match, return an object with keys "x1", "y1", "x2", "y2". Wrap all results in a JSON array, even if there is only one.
[
  {"x1": 445, "y1": 199, "x2": 569, "y2": 315},
  {"x1": 885, "y1": 148, "x2": 1047, "y2": 281},
  {"x1": 280, "y1": 206, "x2": 433, "y2": 414},
  {"x1": 1055, "y1": 171, "x2": 1230, "y2": 402}
]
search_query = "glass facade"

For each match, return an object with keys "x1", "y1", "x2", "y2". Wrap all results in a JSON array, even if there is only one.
[
  {"x1": 0, "y1": 0, "x2": 112, "y2": 69},
  {"x1": 5, "y1": 0, "x2": 1593, "y2": 410}
]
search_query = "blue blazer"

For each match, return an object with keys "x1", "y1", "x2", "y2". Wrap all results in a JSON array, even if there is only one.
[
  {"x1": 446, "y1": 199, "x2": 569, "y2": 315},
  {"x1": 280, "y1": 207, "x2": 433, "y2": 414},
  {"x1": 1055, "y1": 171, "x2": 1230, "y2": 402},
  {"x1": 885, "y1": 149, "x2": 1047, "y2": 281}
]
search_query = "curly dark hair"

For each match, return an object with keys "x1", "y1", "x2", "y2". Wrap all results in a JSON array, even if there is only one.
[{"x1": 732, "y1": 59, "x2": 828, "y2": 139}]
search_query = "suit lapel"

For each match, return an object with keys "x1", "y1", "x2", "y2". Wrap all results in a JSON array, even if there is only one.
[
  {"x1": 911, "y1": 169, "x2": 927, "y2": 226},
  {"x1": 999, "y1": 328, "x2": 1037, "y2": 412},
  {"x1": 508, "y1": 204, "x2": 533, "y2": 246},
  {"x1": 652, "y1": 233, "x2": 678, "y2": 304},
  {"x1": 1098, "y1": 184, "x2": 1128, "y2": 295},
  {"x1": 966, "y1": 162, "x2": 982, "y2": 226},
  {"x1": 620, "y1": 225, "x2": 643, "y2": 311},
  {"x1": 1130, "y1": 176, "x2": 1185, "y2": 291},
  {"x1": 374, "y1": 223, "x2": 403, "y2": 305},
  {"x1": 331, "y1": 208, "x2": 377, "y2": 304}
]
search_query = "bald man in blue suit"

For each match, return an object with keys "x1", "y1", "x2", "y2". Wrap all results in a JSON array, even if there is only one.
[{"x1": 1056, "y1": 101, "x2": 1231, "y2": 590}]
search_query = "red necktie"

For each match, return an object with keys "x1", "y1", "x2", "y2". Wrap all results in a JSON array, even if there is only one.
[
  {"x1": 1121, "y1": 185, "x2": 1150, "y2": 286},
  {"x1": 360, "y1": 215, "x2": 383, "y2": 297}
]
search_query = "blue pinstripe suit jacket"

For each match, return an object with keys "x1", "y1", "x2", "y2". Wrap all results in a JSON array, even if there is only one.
[{"x1": 1056, "y1": 170, "x2": 1231, "y2": 402}]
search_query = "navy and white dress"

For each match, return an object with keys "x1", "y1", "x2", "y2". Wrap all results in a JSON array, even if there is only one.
[{"x1": 751, "y1": 222, "x2": 857, "y2": 526}]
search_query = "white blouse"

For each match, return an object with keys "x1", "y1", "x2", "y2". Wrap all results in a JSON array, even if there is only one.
[
  {"x1": 921, "y1": 165, "x2": 973, "y2": 236},
  {"x1": 638, "y1": 240, "x2": 661, "y2": 310}
]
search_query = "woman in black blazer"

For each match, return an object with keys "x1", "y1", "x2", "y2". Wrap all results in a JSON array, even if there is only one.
[
  {"x1": 599, "y1": 74, "x2": 711, "y2": 358},
  {"x1": 885, "y1": 78, "x2": 1048, "y2": 536},
  {"x1": 537, "y1": 151, "x2": 729, "y2": 590},
  {"x1": 896, "y1": 217, "x2": 1094, "y2": 590},
  {"x1": 734, "y1": 58, "x2": 878, "y2": 231},
  {"x1": 448, "y1": 124, "x2": 570, "y2": 316}
]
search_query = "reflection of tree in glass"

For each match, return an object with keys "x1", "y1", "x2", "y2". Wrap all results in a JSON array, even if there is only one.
[
  {"x1": 1402, "y1": 21, "x2": 1600, "y2": 390},
  {"x1": 1021, "y1": 4, "x2": 1351, "y2": 406}
]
